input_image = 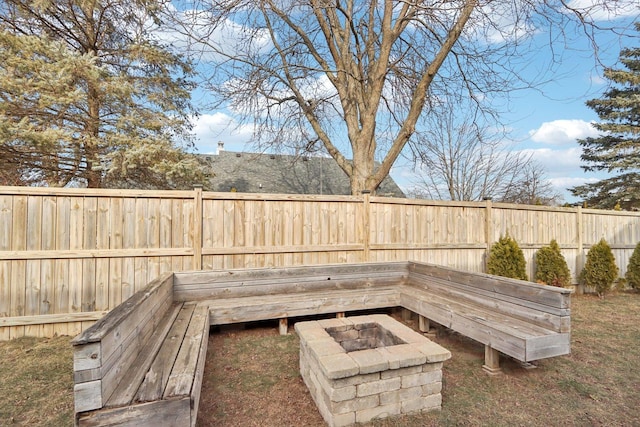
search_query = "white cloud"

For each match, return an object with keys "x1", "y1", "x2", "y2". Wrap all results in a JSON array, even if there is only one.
[
  {"x1": 521, "y1": 147, "x2": 583, "y2": 172},
  {"x1": 549, "y1": 176, "x2": 599, "y2": 190},
  {"x1": 528, "y1": 119, "x2": 600, "y2": 145},
  {"x1": 565, "y1": 0, "x2": 639, "y2": 21},
  {"x1": 192, "y1": 112, "x2": 253, "y2": 153},
  {"x1": 548, "y1": 176, "x2": 602, "y2": 202},
  {"x1": 153, "y1": 5, "x2": 272, "y2": 64}
]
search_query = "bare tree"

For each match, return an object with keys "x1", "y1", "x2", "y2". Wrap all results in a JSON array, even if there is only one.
[
  {"x1": 407, "y1": 104, "x2": 528, "y2": 201},
  {"x1": 169, "y1": 0, "x2": 635, "y2": 194},
  {"x1": 501, "y1": 162, "x2": 562, "y2": 205},
  {"x1": 407, "y1": 100, "x2": 562, "y2": 204}
]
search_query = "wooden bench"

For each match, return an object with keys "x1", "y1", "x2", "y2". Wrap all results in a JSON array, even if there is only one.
[
  {"x1": 174, "y1": 261, "x2": 571, "y2": 373},
  {"x1": 172, "y1": 262, "x2": 408, "y2": 333},
  {"x1": 71, "y1": 273, "x2": 209, "y2": 427},
  {"x1": 71, "y1": 260, "x2": 572, "y2": 424},
  {"x1": 401, "y1": 262, "x2": 571, "y2": 374}
]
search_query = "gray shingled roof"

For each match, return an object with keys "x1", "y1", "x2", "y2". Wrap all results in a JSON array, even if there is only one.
[{"x1": 202, "y1": 151, "x2": 405, "y2": 197}]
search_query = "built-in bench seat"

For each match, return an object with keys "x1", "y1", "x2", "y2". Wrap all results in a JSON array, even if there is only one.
[
  {"x1": 72, "y1": 261, "x2": 572, "y2": 425},
  {"x1": 173, "y1": 262, "x2": 408, "y2": 333},
  {"x1": 198, "y1": 287, "x2": 400, "y2": 326},
  {"x1": 71, "y1": 274, "x2": 209, "y2": 427},
  {"x1": 402, "y1": 262, "x2": 571, "y2": 373}
]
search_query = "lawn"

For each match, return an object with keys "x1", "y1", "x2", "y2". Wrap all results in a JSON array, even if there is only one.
[{"x1": 2, "y1": 293, "x2": 639, "y2": 426}]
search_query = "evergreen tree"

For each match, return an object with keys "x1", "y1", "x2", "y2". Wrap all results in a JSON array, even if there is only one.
[
  {"x1": 581, "y1": 238, "x2": 619, "y2": 297},
  {"x1": 0, "y1": 0, "x2": 209, "y2": 189},
  {"x1": 625, "y1": 242, "x2": 640, "y2": 290},
  {"x1": 570, "y1": 22, "x2": 640, "y2": 209},
  {"x1": 535, "y1": 239, "x2": 572, "y2": 287},
  {"x1": 487, "y1": 235, "x2": 528, "y2": 281}
]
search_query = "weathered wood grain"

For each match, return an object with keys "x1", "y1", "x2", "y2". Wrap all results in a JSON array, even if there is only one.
[
  {"x1": 409, "y1": 262, "x2": 571, "y2": 308},
  {"x1": 105, "y1": 303, "x2": 183, "y2": 407},
  {"x1": 203, "y1": 287, "x2": 400, "y2": 325},
  {"x1": 164, "y1": 304, "x2": 209, "y2": 398},
  {"x1": 135, "y1": 304, "x2": 195, "y2": 403},
  {"x1": 399, "y1": 279, "x2": 571, "y2": 362},
  {"x1": 407, "y1": 275, "x2": 570, "y2": 332},
  {"x1": 77, "y1": 397, "x2": 191, "y2": 427}
]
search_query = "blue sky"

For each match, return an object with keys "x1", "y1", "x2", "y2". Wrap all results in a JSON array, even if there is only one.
[{"x1": 184, "y1": 5, "x2": 639, "y2": 203}]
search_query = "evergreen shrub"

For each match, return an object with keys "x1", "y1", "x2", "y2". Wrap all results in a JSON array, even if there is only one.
[
  {"x1": 487, "y1": 235, "x2": 528, "y2": 281},
  {"x1": 535, "y1": 239, "x2": 572, "y2": 287},
  {"x1": 580, "y1": 238, "x2": 618, "y2": 297},
  {"x1": 625, "y1": 242, "x2": 640, "y2": 290}
]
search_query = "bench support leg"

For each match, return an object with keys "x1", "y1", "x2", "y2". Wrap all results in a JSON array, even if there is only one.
[
  {"x1": 336, "y1": 312, "x2": 345, "y2": 318},
  {"x1": 418, "y1": 315, "x2": 437, "y2": 338},
  {"x1": 482, "y1": 345, "x2": 502, "y2": 375},
  {"x1": 401, "y1": 308, "x2": 412, "y2": 321},
  {"x1": 419, "y1": 315, "x2": 429, "y2": 332},
  {"x1": 279, "y1": 318, "x2": 288, "y2": 335}
]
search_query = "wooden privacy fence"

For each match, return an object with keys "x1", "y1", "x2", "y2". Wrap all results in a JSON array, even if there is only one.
[{"x1": 1, "y1": 185, "x2": 639, "y2": 340}]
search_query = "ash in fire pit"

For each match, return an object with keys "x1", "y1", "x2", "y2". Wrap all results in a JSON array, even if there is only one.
[
  {"x1": 325, "y1": 322, "x2": 406, "y2": 352},
  {"x1": 296, "y1": 314, "x2": 451, "y2": 427}
]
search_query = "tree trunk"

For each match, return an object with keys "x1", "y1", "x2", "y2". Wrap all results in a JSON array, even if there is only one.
[
  {"x1": 350, "y1": 136, "x2": 376, "y2": 195},
  {"x1": 85, "y1": 82, "x2": 101, "y2": 188}
]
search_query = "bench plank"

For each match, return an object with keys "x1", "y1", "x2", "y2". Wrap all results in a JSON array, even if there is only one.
[
  {"x1": 189, "y1": 304, "x2": 210, "y2": 427},
  {"x1": 77, "y1": 397, "x2": 190, "y2": 427},
  {"x1": 135, "y1": 304, "x2": 196, "y2": 403},
  {"x1": 164, "y1": 304, "x2": 209, "y2": 399},
  {"x1": 408, "y1": 274, "x2": 570, "y2": 332},
  {"x1": 174, "y1": 265, "x2": 408, "y2": 301},
  {"x1": 400, "y1": 286, "x2": 570, "y2": 361},
  {"x1": 202, "y1": 287, "x2": 400, "y2": 325},
  {"x1": 173, "y1": 262, "x2": 408, "y2": 286},
  {"x1": 409, "y1": 262, "x2": 571, "y2": 309},
  {"x1": 105, "y1": 302, "x2": 183, "y2": 407}
]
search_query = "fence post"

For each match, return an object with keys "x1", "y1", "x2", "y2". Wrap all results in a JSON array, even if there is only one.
[
  {"x1": 484, "y1": 198, "x2": 493, "y2": 272},
  {"x1": 362, "y1": 191, "x2": 371, "y2": 262},
  {"x1": 193, "y1": 185, "x2": 203, "y2": 270},
  {"x1": 576, "y1": 206, "x2": 583, "y2": 283}
]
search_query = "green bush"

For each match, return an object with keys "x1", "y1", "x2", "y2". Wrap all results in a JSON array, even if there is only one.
[
  {"x1": 535, "y1": 239, "x2": 572, "y2": 287},
  {"x1": 580, "y1": 238, "x2": 619, "y2": 297},
  {"x1": 487, "y1": 235, "x2": 528, "y2": 281},
  {"x1": 625, "y1": 242, "x2": 640, "y2": 290}
]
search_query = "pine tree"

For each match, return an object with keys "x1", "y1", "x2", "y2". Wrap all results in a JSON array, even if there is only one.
[
  {"x1": 570, "y1": 23, "x2": 640, "y2": 209},
  {"x1": 0, "y1": 0, "x2": 209, "y2": 189}
]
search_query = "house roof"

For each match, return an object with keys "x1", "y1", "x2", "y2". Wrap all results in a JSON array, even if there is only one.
[{"x1": 202, "y1": 150, "x2": 405, "y2": 197}]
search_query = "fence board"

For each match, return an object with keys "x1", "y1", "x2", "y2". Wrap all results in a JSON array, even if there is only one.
[
  {"x1": 1, "y1": 186, "x2": 640, "y2": 339},
  {"x1": 0, "y1": 195, "x2": 12, "y2": 339}
]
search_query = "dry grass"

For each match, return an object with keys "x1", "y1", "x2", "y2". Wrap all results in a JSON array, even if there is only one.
[
  {"x1": 0, "y1": 335, "x2": 73, "y2": 426},
  {"x1": 1, "y1": 293, "x2": 639, "y2": 426}
]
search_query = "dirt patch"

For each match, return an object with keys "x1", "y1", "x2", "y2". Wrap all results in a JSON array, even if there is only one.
[
  {"x1": 197, "y1": 293, "x2": 640, "y2": 427},
  {"x1": 2, "y1": 293, "x2": 640, "y2": 426},
  {"x1": 197, "y1": 324, "x2": 325, "y2": 427}
]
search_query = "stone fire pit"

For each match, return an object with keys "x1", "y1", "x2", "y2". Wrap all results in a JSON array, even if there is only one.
[{"x1": 295, "y1": 314, "x2": 451, "y2": 427}]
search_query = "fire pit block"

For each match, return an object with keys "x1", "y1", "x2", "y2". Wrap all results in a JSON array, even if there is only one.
[{"x1": 295, "y1": 314, "x2": 451, "y2": 427}]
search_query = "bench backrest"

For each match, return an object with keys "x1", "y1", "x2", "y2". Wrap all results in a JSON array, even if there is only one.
[
  {"x1": 71, "y1": 272, "x2": 174, "y2": 413},
  {"x1": 173, "y1": 262, "x2": 409, "y2": 301},
  {"x1": 407, "y1": 262, "x2": 571, "y2": 333}
]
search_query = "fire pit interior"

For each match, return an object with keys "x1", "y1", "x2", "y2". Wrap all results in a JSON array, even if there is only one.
[
  {"x1": 296, "y1": 314, "x2": 451, "y2": 427},
  {"x1": 325, "y1": 322, "x2": 406, "y2": 352}
]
